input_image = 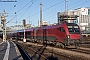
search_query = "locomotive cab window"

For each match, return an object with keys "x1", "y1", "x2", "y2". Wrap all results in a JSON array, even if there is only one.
[
  {"x1": 57, "y1": 27, "x2": 65, "y2": 32},
  {"x1": 68, "y1": 26, "x2": 80, "y2": 34}
]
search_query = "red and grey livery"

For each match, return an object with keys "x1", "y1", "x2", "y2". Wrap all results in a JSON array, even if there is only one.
[{"x1": 7, "y1": 22, "x2": 82, "y2": 48}]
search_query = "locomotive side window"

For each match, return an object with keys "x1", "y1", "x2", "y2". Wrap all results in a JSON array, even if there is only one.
[{"x1": 57, "y1": 27, "x2": 65, "y2": 32}]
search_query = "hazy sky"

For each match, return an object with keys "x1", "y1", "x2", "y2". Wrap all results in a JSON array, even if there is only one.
[{"x1": 0, "y1": 0, "x2": 90, "y2": 27}]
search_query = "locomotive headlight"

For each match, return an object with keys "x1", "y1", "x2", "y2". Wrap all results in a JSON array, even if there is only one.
[{"x1": 67, "y1": 35, "x2": 70, "y2": 39}]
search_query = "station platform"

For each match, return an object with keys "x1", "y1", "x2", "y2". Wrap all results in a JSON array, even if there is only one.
[{"x1": 0, "y1": 40, "x2": 23, "y2": 60}]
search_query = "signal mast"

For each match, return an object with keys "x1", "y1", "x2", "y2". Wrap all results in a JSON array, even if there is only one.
[
  {"x1": 0, "y1": 11, "x2": 6, "y2": 42},
  {"x1": 0, "y1": 0, "x2": 17, "y2": 42}
]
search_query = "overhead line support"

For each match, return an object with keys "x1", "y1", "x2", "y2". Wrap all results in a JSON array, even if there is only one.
[{"x1": 0, "y1": 11, "x2": 7, "y2": 42}]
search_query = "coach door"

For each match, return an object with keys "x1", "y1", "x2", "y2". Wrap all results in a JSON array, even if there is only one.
[
  {"x1": 34, "y1": 28, "x2": 38, "y2": 39},
  {"x1": 43, "y1": 26, "x2": 48, "y2": 43}
]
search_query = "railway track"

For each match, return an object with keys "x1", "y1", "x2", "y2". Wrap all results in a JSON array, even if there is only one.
[
  {"x1": 17, "y1": 40, "x2": 90, "y2": 60},
  {"x1": 19, "y1": 42, "x2": 75, "y2": 60},
  {"x1": 19, "y1": 43, "x2": 58, "y2": 60},
  {"x1": 67, "y1": 47, "x2": 90, "y2": 54}
]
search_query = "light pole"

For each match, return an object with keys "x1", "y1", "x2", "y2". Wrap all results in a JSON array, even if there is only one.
[
  {"x1": 23, "y1": 19, "x2": 26, "y2": 42},
  {"x1": 65, "y1": 0, "x2": 69, "y2": 22},
  {"x1": 65, "y1": 0, "x2": 69, "y2": 12}
]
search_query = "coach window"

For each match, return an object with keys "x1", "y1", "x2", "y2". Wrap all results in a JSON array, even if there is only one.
[
  {"x1": 61, "y1": 27, "x2": 65, "y2": 32},
  {"x1": 26, "y1": 31, "x2": 31, "y2": 35},
  {"x1": 36, "y1": 30, "x2": 38, "y2": 33},
  {"x1": 57, "y1": 27, "x2": 65, "y2": 32}
]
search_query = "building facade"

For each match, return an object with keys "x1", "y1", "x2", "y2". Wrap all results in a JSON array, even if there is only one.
[
  {"x1": 58, "y1": 7, "x2": 90, "y2": 31},
  {"x1": 76, "y1": 7, "x2": 90, "y2": 31}
]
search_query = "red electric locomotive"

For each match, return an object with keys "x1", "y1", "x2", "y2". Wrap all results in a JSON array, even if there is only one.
[
  {"x1": 7, "y1": 22, "x2": 81, "y2": 48},
  {"x1": 32, "y1": 22, "x2": 81, "y2": 48}
]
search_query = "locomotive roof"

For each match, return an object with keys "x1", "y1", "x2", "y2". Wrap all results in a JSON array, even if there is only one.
[
  {"x1": 41, "y1": 23, "x2": 78, "y2": 29},
  {"x1": 16, "y1": 27, "x2": 35, "y2": 32},
  {"x1": 39, "y1": 23, "x2": 64, "y2": 29},
  {"x1": 26, "y1": 28, "x2": 34, "y2": 31},
  {"x1": 14, "y1": 23, "x2": 78, "y2": 32},
  {"x1": 66, "y1": 23, "x2": 78, "y2": 26},
  {"x1": 16, "y1": 30, "x2": 23, "y2": 32}
]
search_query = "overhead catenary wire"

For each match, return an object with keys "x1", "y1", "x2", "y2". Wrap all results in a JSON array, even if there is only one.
[
  {"x1": 24, "y1": 0, "x2": 65, "y2": 25},
  {"x1": 6, "y1": 3, "x2": 17, "y2": 22},
  {"x1": 28, "y1": 0, "x2": 65, "y2": 18},
  {"x1": 67, "y1": 0, "x2": 83, "y2": 9},
  {"x1": 6, "y1": 0, "x2": 34, "y2": 24},
  {"x1": 19, "y1": 0, "x2": 35, "y2": 19},
  {"x1": 6, "y1": 15, "x2": 16, "y2": 24},
  {"x1": 42, "y1": 0, "x2": 90, "y2": 22},
  {"x1": 6, "y1": 0, "x2": 20, "y2": 14},
  {"x1": 26, "y1": 0, "x2": 88, "y2": 21},
  {"x1": 19, "y1": 0, "x2": 23, "y2": 10},
  {"x1": 43, "y1": 0, "x2": 64, "y2": 11},
  {"x1": 15, "y1": 0, "x2": 38, "y2": 24},
  {"x1": 69, "y1": 0, "x2": 90, "y2": 9},
  {"x1": 6, "y1": 0, "x2": 64, "y2": 25},
  {"x1": 6, "y1": 0, "x2": 90, "y2": 26},
  {"x1": 17, "y1": 0, "x2": 34, "y2": 13},
  {"x1": 6, "y1": 0, "x2": 21, "y2": 19}
]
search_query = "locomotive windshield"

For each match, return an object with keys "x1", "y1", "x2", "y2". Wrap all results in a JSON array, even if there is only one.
[{"x1": 67, "y1": 23, "x2": 80, "y2": 34}]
